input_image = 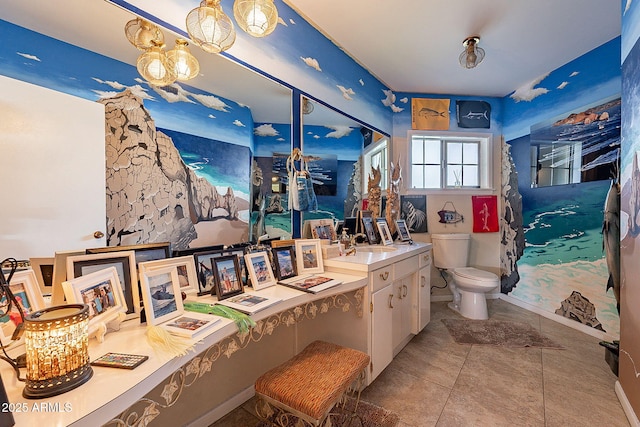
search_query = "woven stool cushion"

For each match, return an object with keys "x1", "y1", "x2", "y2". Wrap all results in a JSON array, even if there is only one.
[{"x1": 255, "y1": 340, "x2": 370, "y2": 421}]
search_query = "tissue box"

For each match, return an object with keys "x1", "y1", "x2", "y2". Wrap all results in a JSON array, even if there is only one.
[{"x1": 321, "y1": 245, "x2": 342, "y2": 259}]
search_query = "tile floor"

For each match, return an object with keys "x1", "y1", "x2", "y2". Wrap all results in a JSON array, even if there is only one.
[{"x1": 211, "y1": 299, "x2": 629, "y2": 427}]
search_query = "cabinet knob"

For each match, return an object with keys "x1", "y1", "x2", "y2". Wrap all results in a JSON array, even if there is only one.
[
  {"x1": 402, "y1": 284, "x2": 408, "y2": 298},
  {"x1": 380, "y1": 271, "x2": 389, "y2": 281}
]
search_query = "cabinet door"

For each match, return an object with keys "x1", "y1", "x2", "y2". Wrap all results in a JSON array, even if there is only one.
[
  {"x1": 371, "y1": 283, "x2": 394, "y2": 381},
  {"x1": 415, "y1": 266, "x2": 431, "y2": 332}
]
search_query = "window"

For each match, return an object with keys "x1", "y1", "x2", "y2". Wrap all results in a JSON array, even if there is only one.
[
  {"x1": 530, "y1": 142, "x2": 582, "y2": 187},
  {"x1": 363, "y1": 137, "x2": 388, "y2": 193},
  {"x1": 409, "y1": 132, "x2": 492, "y2": 189}
]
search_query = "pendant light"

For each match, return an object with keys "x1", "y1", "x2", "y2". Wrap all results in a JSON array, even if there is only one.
[
  {"x1": 459, "y1": 36, "x2": 485, "y2": 69},
  {"x1": 124, "y1": 18, "x2": 164, "y2": 51},
  {"x1": 166, "y1": 39, "x2": 200, "y2": 81},
  {"x1": 136, "y1": 40, "x2": 177, "y2": 86},
  {"x1": 233, "y1": 0, "x2": 279, "y2": 38},
  {"x1": 186, "y1": 0, "x2": 236, "y2": 54}
]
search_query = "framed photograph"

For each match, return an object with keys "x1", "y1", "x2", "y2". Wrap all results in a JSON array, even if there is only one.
[
  {"x1": 62, "y1": 266, "x2": 127, "y2": 327},
  {"x1": 86, "y1": 242, "x2": 171, "y2": 266},
  {"x1": 244, "y1": 251, "x2": 277, "y2": 291},
  {"x1": 29, "y1": 257, "x2": 54, "y2": 296},
  {"x1": 225, "y1": 248, "x2": 248, "y2": 287},
  {"x1": 361, "y1": 216, "x2": 379, "y2": 245},
  {"x1": 66, "y1": 251, "x2": 140, "y2": 319},
  {"x1": 51, "y1": 249, "x2": 86, "y2": 306},
  {"x1": 192, "y1": 249, "x2": 227, "y2": 296},
  {"x1": 211, "y1": 255, "x2": 244, "y2": 300},
  {"x1": 295, "y1": 239, "x2": 324, "y2": 275},
  {"x1": 0, "y1": 269, "x2": 46, "y2": 345},
  {"x1": 307, "y1": 219, "x2": 337, "y2": 241},
  {"x1": 272, "y1": 246, "x2": 297, "y2": 281},
  {"x1": 139, "y1": 265, "x2": 182, "y2": 326},
  {"x1": 395, "y1": 219, "x2": 412, "y2": 242},
  {"x1": 376, "y1": 219, "x2": 394, "y2": 246},
  {"x1": 138, "y1": 256, "x2": 199, "y2": 294}
]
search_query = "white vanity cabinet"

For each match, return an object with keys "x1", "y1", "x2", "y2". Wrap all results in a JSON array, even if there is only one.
[{"x1": 324, "y1": 243, "x2": 431, "y2": 383}]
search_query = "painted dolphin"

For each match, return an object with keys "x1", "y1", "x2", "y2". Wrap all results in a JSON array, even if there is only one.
[{"x1": 602, "y1": 179, "x2": 620, "y2": 313}]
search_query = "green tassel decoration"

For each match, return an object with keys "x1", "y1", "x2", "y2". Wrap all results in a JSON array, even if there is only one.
[{"x1": 209, "y1": 304, "x2": 256, "y2": 333}]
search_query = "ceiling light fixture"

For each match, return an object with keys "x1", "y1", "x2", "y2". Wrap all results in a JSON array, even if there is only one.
[
  {"x1": 233, "y1": 0, "x2": 279, "y2": 38},
  {"x1": 186, "y1": 0, "x2": 236, "y2": 54},
  {"x1": 166, "y1": 38, "x2": 200, "y2": 81},
  {"x1": 459, "y1": 36, "x2": 485, "y2": 69},
  {"x1": 136, "y1": 40, "x2": 177, "y2": 86},
  {"x1": 125, "y1": 17, "x2": 164, "y2": 51},
  {"x1": 302, "y1": 97, "x2": 314, "y2": 115}
]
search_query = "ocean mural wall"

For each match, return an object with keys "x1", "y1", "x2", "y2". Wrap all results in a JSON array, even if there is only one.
[
  {"x1": 619, "y1": 0, "x2": 640, "y2": 416},
  {"x1": 503, "y1": 37, "x2": 621, "y2": 338}
]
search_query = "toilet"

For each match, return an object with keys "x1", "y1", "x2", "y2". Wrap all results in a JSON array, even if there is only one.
[{"x1": 431, "y1": 233, "x2": 498, "y2": 320}]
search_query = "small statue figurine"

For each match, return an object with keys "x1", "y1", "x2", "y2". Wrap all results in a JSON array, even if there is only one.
[
  {"x1": 386, "y1": 157, "x2": 402, "y2": 235},
  {"x1": 367, "y1": 165, "x2": 382, "y2": 219}
]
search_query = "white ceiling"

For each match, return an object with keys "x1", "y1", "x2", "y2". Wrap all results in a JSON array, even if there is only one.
[
  {"x1": 0, "y1": 0, "x2": 622, "y2": 128},
  {"x1": 285, "y1": 0, "x2": 621, "y2": 97}
]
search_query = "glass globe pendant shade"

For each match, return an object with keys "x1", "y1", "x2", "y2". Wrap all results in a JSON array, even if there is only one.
[
  {"x1": 166, "y1": 39, "x2": 200, "y2": 81},
  {"x1": 125, "y1": 18, "x2": 164, "y2": 51},
  {"x1": 459, "y1": 36, "x2": 485, "y2": 69},
  {"x1": 137, "y1": 41, "x2": 177, "y2": 86},
  {"x1": 233, "y1": 0, "x2": 279, "y2": 38},
  {"x1": 186, "y1": 0, "x2": 236, "y2": 54}
]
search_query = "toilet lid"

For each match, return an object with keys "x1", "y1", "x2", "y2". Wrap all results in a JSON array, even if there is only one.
[{"x1": 454, "y1": 267, "x2": 498, "y2": 282}]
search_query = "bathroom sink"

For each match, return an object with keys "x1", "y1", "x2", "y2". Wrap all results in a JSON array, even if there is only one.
[{"x1": 355, "y1": 246, "x2": 398, "y2": 253}]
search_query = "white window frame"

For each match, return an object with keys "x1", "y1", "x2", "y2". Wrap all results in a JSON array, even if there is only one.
[
  {"x1": 408, "y1": 131, "x2": 493, "y2": 191},
  {"x1": 363, "y1": 137, "x2": 389, "y2": 195}
]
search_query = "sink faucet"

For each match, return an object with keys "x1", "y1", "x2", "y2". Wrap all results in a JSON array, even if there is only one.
[{"x1": 350, "y1": 233, "x2": 367, "y2": 247}]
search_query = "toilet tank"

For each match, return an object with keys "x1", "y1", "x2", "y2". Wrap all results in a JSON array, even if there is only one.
[{"x1": 431, "y1": 233, "x2": 470, "y2": 269}]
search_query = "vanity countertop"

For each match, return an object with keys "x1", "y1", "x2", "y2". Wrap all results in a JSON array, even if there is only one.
[{"x1": 323, "y1": 241, "x2": 431, "y2": 273}]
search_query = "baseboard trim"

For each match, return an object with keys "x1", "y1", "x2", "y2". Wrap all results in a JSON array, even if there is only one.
[
  {"x1": 616, "y1": 381, "x2": 640, "y2": 426},
  {"x1": 187, "y1": 386, "x2": 254, "y2": 427}
]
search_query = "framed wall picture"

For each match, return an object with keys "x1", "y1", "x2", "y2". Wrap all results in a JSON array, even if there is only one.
[
  {"x1": 272, "y1": 246, "x2": 297, "y2": 281},
  {"x1": 28, "y1": 257, "x2": 54, "y2": 296},
  {"x1": 0, "y1": 269, "x2": 46, "y2": 345},
  {"x1": 395, "y1": 219, "x2": 412, "y2": 242},
  {"x1": 62, "y1": 266, "x2": 127, "y2": 327},
  {"x1": 295, "y1": 239, "x2": 324, "y2": 275},
  {"x1": 244, "y1": 251, "x2": 277, "y2": 291},
  {"x1": 376, "y1": 219, "x2": 394, "y2": 246},
  {"x1": 211, "y1": 255, "x2": 244, "y2": 300},
  {"x1": 139, "y1": 265, "x2": 182, "y2": 326},
  {"x1": 66, "y1": 251, "x2": 139, "y2": 319},
  {"x1": 138, "y1": 256, "x2": 199, "y2": 294}
]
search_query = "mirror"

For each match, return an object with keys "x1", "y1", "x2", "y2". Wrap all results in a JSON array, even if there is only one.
[{"x1": 0, "y1": 0, "x2": 292, "y2": 257}]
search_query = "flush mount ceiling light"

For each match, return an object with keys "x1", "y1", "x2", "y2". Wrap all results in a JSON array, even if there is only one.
[
  {"x1": 137, "y1": 40, "x2": 177, "y2": 86},
  {"x1": 233, "y1": 0, "x2": 279, "y2": 38},
  {"x1": 186, "y1": 0, "x2": 236, "y2": 54},
  {"x1": 125, "y1": 17, "x2": 164, "y2": 51},
  {"x1": 459, "y1": 36, "x2": 485, "y2": 69},
  {"x1": 166, "y1": 38, "x2": 200, "y2": 81}
]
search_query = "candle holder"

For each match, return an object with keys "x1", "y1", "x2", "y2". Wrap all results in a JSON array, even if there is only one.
[{"x1": 22, "y1": 304, "x2": 93, "y2": 399}]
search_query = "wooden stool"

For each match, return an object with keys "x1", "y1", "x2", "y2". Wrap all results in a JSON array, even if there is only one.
[{"x1": 255, "y1": 340, "x2": 370, "y2": 427}]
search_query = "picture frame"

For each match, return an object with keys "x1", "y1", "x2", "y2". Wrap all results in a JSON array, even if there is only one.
[
  {"x1": 51, "y1": 249, "x2": 86, "y2": 306},
  {"x1": 225, "y1": 248, "x2": 249, "y2": 287},
  {"x1": 62, "y1": 266, "x2": 127, "y2": 327},
  {"x1": 272, "y1": 246, "x2": 297, "y2": 281},
  {"x1": 66, "y1": 251, "x2": 140, "y2": 319},
  {"x1": 376, "y1": 219, "x2": 394, "y2": 246},
  {"x1": 139, "y1": 265, "x2": 182, "y2": 326},
  {"x1": 395, "y1": 219, "x2": 412, "y2": 242},
  {"x1": 86, "y1": 242, "x2": 171, "y2": 266},
  {"x1": 0, "y1": 269, "x2": 46, "y2": 345},
  {"x1": 295, "y1": 239, "x2": 324, "y2": 275},
  {"x1": 361, "y1": 216, "x2": 379, "y2": 244},
  {"x1": 211, "y1": 255, "x2": 244, "y2": 300},
  {"x1": 244, "y1": 251, "x2": 277, "y2": 291},
  {"x1": 138, "y1": 256, "x2": 199, "y2": 294},
  {"x1": 28, "y1": 257, "x2": 55, "y2": 296},
  {"x1": 192, "y1": 248, "x2": 227, "y2": 296},
  {"x1": 307, "y1": 219, "x2": 337, "y2": 241}
]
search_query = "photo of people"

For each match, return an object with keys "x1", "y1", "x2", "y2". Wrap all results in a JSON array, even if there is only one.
[
  {"x1": 212, "y1": 256, "x2": 243, "y2": 299},
  {"x1": 274, "y1": 248, "x2": 296, "y2": 279},
  {"x1": 250, "y1": 256, "x2": 270, "y2": 284},
  {"x1": 300, "y1": 245, "x2": 318, "y2": 269},
  {"x1": 80, "y1": 279, "x2": 118, "y2": 320}
]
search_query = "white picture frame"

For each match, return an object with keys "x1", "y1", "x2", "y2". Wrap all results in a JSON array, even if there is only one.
[
  {"x1": 51, "y1": 249, "x2": 85, "y2": 306},
  {"x1": 244, "y1": 251, "x2": 277, "y2": 291},
  {"x1": 139, "y1": 265, "x2": 183, "y2": 326},
  {"x1": 28, "y1": 257, "x2": 55, "y2": 296},
  {"x1": 295, "y1": 239, "x2": 324, "y2": 275},
  {"x1": 62, "y1": 266, "x2": 127, "y2": 327},
  {"x1": 376, "y1": 219, "x2": 394, "y2": 246},
  {"x1": 138, "y1": 256, "x2": 199, "y2": 294},
  {"x1": 66, "y1": 251, "x2": 140, "y2": 320},
  {"x1": 395, "y1": 219, "x2": 412, "y2": 242},
  {"x1": 0, "y1": 269, "x2": 46, "y2": 345},
  {"x1": 306, "y1": 219, "x2": 337, "y2": 241}
]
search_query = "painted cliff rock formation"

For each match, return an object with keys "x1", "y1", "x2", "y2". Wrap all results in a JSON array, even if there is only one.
[
  {"x1": 101, "y1": 89, "x2": 238, "y2": 249},
  {"x1": 552, "y1": 98, "x2": 620, "y2": 126},
  {"x1": 344, "y1": 158, "x2": 362, "y2": 218},
  {"x1": 500, "y1": 140, "x2": 525, "y2": 294},
  {"x1": 555, "y1": 290, "x2": 604, "y2": 331}
]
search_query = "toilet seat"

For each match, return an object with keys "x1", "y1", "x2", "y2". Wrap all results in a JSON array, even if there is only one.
[{"x1": 453, "y1": 267, "x2": 498, "y2": 282}]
